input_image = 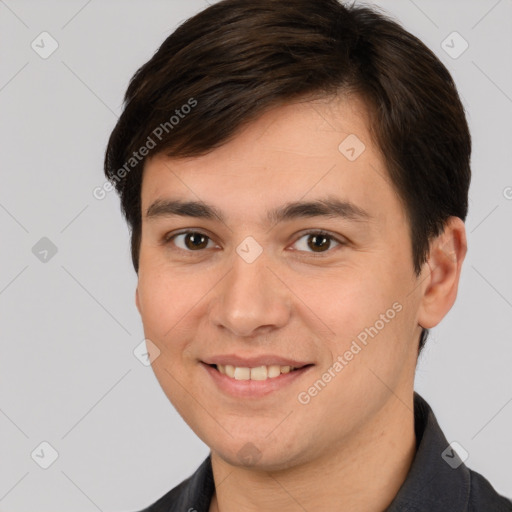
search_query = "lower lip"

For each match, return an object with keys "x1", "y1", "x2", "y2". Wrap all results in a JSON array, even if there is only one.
[{"x1": 201, "y1": 362, "x2": 313, "y2": 399}]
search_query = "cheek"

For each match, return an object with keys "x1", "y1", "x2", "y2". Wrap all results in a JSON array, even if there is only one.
[
  {"x1": 137, "y1": 266, "x2": 192, "y2": 341},
  {"x1": 137, "y1": 269, "x2": 203, "y2": 397},
  {"x1": 302, "y1": 264, "x2": 412, "y2": 364},
  {"x1": 137, "y1": 261, "x2": 220, "y2": 361},
  {"x1": 296, "y1": 267, "x2": 388, "y2": 335}
]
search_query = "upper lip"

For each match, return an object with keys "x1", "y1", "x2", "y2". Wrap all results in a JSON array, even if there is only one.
[{"x1": 203, "y1": 354, "x2": 312, "y2": 368}]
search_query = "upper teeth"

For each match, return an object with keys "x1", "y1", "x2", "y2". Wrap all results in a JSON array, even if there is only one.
[{"x1": 216, "y1": 364, "x2": 297, "y2": 380}]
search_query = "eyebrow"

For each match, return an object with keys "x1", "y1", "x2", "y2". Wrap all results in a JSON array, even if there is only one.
[{"x1": 145, "y1": 196, "x2": 372, "y2": 225}]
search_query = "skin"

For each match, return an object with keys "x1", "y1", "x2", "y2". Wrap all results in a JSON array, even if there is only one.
[{"x1": 135, "y1": 93, "x2": 467, "y2": 512}]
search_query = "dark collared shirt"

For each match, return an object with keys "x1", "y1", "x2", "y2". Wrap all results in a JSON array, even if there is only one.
[{"x1": 138, "y1": 392, "x2": 512, "y2": 511}]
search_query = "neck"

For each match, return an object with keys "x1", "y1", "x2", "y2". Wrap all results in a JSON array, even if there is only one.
[{"x1": 209, "y1": 392, "x2": 416, "y2": 512}]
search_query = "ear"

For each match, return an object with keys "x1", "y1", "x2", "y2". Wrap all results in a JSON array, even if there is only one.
[{"x1": 417, "y1": 216, "x2": 467, "y2": 329}]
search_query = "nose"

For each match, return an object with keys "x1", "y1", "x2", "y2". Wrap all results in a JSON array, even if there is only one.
[{"x1": 209, "y1": 249, "x2": 291, "y2": 338}]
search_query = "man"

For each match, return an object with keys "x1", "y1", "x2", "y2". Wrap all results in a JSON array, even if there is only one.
[{"x1": 104, "y1": 0, "x2": 512, "y2": 510}]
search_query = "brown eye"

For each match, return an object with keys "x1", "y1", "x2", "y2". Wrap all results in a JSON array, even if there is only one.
[
  {"x1": 293, "y1": 231, "x2": 342, "y2": 254},
  {"x1": 307, "y1": 234, "x2": 331, "y2": 252},
  {"x1": 184, "y1": 232, "x2": 209, "y2": 250},
  {"x1": 169, "y1": 231, "x2": 215, "y2": 251}
]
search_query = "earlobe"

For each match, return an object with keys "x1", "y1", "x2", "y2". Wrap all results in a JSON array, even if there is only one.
[{"x1": 417, "y1": 217, "x2": 467, "y2": 329}]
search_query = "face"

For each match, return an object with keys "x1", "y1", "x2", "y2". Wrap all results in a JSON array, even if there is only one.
[{"x1": 136, "y1": 94, "x2": 426, "y2": 471}]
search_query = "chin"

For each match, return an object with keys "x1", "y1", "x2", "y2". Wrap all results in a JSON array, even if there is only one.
[{"x1": 212, "y1": 438, "x2": 309, "y2": 473}]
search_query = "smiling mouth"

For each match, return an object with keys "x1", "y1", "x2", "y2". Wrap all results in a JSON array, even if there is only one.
[{"x1": 208, "y1": 363, "x2": 313, "y2": 381}]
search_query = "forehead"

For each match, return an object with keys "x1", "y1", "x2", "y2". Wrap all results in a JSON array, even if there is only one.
[{"x1": 140, "y1": 94, "x2": 399, "y2": 225}]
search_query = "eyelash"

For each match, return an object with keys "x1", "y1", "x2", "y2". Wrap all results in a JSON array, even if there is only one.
[{"x1": 162, "y1": 229, "x2": 346, "y2": 257}]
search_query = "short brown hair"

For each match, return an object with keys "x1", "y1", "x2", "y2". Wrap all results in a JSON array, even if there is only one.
[{"x1": 104, "y1": 0, "x2": 471, "y2": 353}]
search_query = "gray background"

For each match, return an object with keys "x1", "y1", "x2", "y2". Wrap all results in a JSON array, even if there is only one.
[{"x1": 0, "y1": 0, "x2": 511, "y2": 510}]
